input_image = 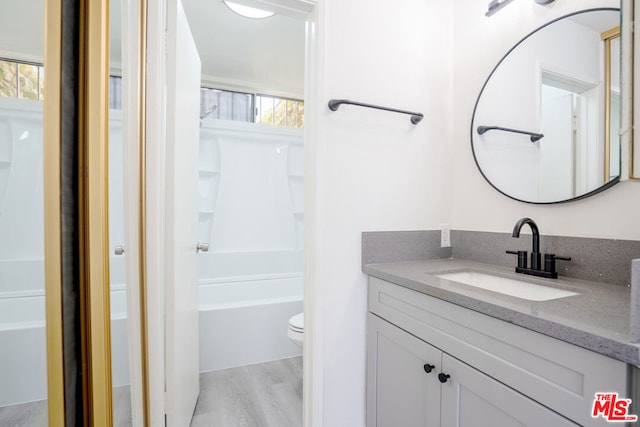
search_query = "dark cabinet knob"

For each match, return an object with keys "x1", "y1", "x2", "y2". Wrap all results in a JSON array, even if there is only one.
[
  {"x1": 423, "y1": 363, "x2": 435, "y2": 373},
  {"x1": 438, "y1": 373, "x2": 450, "y2": 383}
]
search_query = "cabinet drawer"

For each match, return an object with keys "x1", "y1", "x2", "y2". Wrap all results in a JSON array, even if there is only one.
[{"x1": 368, "y1": 277, "x2": 627, "y2": 427}]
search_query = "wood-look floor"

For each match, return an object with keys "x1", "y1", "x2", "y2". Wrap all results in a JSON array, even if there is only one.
[
  {"x1": 0, "y1": 399, "x2": 48, "y2": 427},
  {"x1": 0, "y1": 357, "x2": 302, "y2": 427},
  {"x1": 0, "y1": 386, "x2": 132, "y2": 427},
  {"x1": 191, "y1": 357, "x2": 303, "y2": 427}
]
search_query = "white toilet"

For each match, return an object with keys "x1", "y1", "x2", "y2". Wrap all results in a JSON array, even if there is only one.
[{"x1": 287, "y1": 312, "x2": 304, "y2": 347}]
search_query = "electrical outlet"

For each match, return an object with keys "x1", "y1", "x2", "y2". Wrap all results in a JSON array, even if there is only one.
[{"x1": 440, "y1": 224, "x2": 451, "y2": 247}]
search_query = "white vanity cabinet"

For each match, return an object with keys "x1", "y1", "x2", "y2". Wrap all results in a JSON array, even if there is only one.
[
  {"x1": 367, "y1": 314, "x2": 577, "y2": 426},
  {"x1": 366, "y1": 277, "x2": 628, "y2": 427}
]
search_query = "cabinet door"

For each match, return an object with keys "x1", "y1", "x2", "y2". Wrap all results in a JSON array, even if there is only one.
[
  {"x1": 367, "y1": 313, "x2": 441, "y2": 427},
  {"x1": 440, "y1": 354, "x2": 578, "y2": 427}
]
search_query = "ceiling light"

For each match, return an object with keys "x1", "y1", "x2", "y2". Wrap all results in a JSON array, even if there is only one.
[{"x1": 223, "y1": 1, "x2": 275, "y2": 19}]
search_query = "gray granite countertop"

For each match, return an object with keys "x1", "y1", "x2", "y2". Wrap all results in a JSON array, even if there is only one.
[{"x1": 363, "y1": 258, "x2": 640, "y2": 366}]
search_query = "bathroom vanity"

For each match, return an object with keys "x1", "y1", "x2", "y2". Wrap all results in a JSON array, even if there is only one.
[
  {"x1": 361, "y1": 3, "x2": 640, "y2": 424},
  {"x1": 364, "y1": 259, "x2": 637, "y2": 427}
]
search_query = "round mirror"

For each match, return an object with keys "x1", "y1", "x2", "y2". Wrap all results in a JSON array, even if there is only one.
[{"x1": 471, "y1": 8, "x2": 621, "y2": 204}]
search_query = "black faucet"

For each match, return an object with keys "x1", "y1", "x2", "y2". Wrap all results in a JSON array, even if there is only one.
[
  {"x1": 506, "y1": 217, "x2": 571, "y2": 279},
  {"x1": 512, "y1": 217, "x2": 541, "y2": 270}
]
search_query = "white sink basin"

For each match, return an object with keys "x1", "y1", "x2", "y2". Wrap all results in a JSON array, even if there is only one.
[{"x1": 435, "y1": 270, "x2": 578, "y2": 301}]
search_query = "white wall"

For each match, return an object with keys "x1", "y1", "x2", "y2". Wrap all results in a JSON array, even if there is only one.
[
  {"x1": 310, "y1": 0, "x2": 453, "y2": 425},
  {"x1": 451, "y1": 0, "x2": 640, "y2": 240},
  {"x1": 0, "y1": 0, "x2": 43, "y2": 63},
  {"x1": 0, "y1": 0, "x2": 123, "y2": 72}
]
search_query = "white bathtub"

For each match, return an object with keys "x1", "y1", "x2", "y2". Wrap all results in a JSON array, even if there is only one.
[
  {"x1": 0, "y1": 258, "x2": 130, "y2": 407},
  {"x1": 0, "y1": 249, "x2": 304, "y2": 406},
  {"x1": 198, "y1": 250, "x2": 303, "y2": 372},
  {"x1": 0, "y1": 102, "x2": 132, "y2": 407}
]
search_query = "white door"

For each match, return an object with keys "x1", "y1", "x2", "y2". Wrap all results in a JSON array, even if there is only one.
[
  {"x1": 164, "y1": 1, "x2": 202, "y2": 426},
  {"x1": 539, "y1": 89, "x2": 575, "y2": 201}
]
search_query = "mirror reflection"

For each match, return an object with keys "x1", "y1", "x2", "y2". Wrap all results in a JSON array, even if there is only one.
[
  {"x1": 472, "y1": 8, "x2": 621, "y2": 204},
  {"x1": 0, "y1": 1, "x2": 48, "y2": 424}
]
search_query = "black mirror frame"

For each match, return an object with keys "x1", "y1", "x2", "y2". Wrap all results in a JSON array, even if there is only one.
[{"x1": 470, "y1": 7, "x2": 621, "y2": 205}]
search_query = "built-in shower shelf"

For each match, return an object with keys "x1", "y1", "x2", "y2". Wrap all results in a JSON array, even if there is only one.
[
  {"x1": 288, "y1": 173, "x2": 303, "y2": 179},
  {"x1": 199, "y1": 210, "x2": 215, "y2": 215},
  {"x1": 0, "y1": 160, "x2": 11, "y2": 165},
  {"x1": 293, "y1": 211, "x2": 304, "y2": 216}
]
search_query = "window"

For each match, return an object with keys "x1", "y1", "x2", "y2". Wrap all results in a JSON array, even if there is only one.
[
  {"x1": 200, "y1": 87, "x2": 253, "y2": 122},
  {"x1": 0, "y1": 58, "x2": 123, "y2": 110},
  {"x1": 0, "y1": 59, "x2": 44, "y2": 100},
  {"x1": 200, "y1": 87, "x2": 304, "y2": 128},
  {"x1": 256, "y1": 95, "x2": 304, "y2": 128},
  {"x1": 0, "y1": 60, "x2": 305, "y2": 128},
  {"x1": 109, "y1": 76, "x2": 122, "y2": 109}
]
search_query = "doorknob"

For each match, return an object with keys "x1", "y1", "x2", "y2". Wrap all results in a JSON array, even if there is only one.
[
  {"x1": 114, "y1": 245, "x2": 125, "y2": 256},
  {"x1": 196, "y1": 242, "x2": 209, "y2": 253}
]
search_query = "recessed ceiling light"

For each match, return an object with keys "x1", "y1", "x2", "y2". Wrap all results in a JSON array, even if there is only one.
[{"x1": 223, "y1": 1, "x2": 275, "y2": 19}]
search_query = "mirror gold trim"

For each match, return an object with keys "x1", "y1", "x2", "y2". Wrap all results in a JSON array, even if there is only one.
[
  {"x1": 137, "y1": 0, "x2": 151, "y2": 423},
  {"x1": 79, "y1": 0, "x2": 113, "y2": 424},
  {"x1": 43, "y1": 0, "x2": 66, "y2": 424}
]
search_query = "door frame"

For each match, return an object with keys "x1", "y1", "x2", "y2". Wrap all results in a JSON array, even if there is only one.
[
  {"x1": 143, "y1": 0, "x2": 321, "y2": 425},
  {"x1": 144, "y1": 0, "x2": 168, "y2": 424}
]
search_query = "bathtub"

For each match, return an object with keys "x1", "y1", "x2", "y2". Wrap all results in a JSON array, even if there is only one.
[
  {"x1": 0, "y1": 258, "x2": 130, "y2": 407},
  {"x1": 1, "y1": 259, "x2": 304, "y2": 405},
  {"x1": 0, "y1": 102, "x2": 131, "y2": 407},
  {"x1": 0, "y1": 249, "x2": 304, "y2": 406},
  {"x1": 198, "y1": 250, "x2": 303, "y2": 372}
]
